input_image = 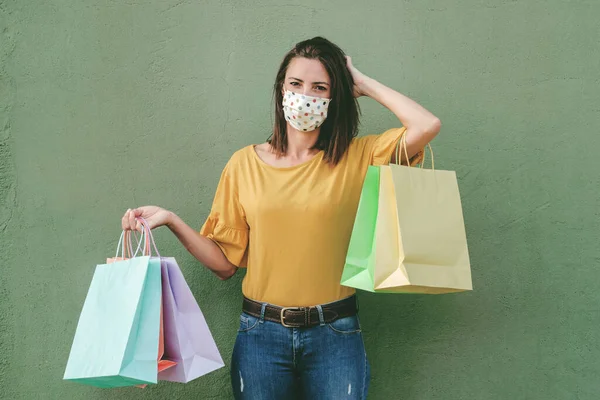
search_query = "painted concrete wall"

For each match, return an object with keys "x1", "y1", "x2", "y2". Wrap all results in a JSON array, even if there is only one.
[{"x1": 1, "y1": 0, "x2": 599, "y2": 398}]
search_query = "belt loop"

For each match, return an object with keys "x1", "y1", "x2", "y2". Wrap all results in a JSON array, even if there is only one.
[
  {"x1": 316, "y1": 305, "x2": 325, "y2": 326},
  {"x1": 259, "y1": 303, "x2": 267, "y2": 324}
]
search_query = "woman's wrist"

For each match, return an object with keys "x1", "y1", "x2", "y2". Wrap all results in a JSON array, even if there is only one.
[
  {"x1": 358, "y1": 76, "x2": 380, "y2": 98},
  {"x1": 165, "y1": 210, "x2": 178, "y2": 230}
]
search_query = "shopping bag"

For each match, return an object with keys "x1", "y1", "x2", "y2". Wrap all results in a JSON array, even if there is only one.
[
  {"x1": 64, "y1": 232, "x2": 162, "y2": 387},
  {"x1": 340, "y1": 166, "x2": 380, "y2": 291},
  {"x1": 106, "y1": 230, "x2": 176, "y2": 388},
  {"x1": 377, "y1": 158, "x2": 472, "y2": 292},
  {"x1": 342, "y1": 137, "x2": 472, "y2": 293},
  {"x1": 137, "y1": 219, "x2": 225, "y2": 383},
  {"x1": 158, "y1": 257, "x2": 225, "y2": 382}
]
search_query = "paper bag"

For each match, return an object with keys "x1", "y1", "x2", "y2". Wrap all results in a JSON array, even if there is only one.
[
  {"x1": 342, "y1": 140, "x2": 472, "y2": 294},
  {"x1": 63, "y1": 253, "x2": 162, "y2": 387}
]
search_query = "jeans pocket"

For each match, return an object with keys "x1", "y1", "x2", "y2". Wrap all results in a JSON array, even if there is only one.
[
  {"x1": 327, "y1": 315, "x2": 362, "y2": 334},
  {"x1": 238, "y1": 312, "x2": 260, "y2": 332}
]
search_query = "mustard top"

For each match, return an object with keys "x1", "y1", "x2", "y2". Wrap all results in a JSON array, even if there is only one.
[{"x1": 200, "y1": 127, "x2": 421, "y2": 307}]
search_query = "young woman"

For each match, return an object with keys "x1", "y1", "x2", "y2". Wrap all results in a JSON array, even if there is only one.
[{"x1": 121, "y1": 37, "x2": 440, "y2": 399}]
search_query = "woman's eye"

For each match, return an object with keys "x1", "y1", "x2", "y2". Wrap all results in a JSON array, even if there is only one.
[
  {"x1": 316, "y1": 86, "x2": 327, "y2": 91},
  {"x1": 290, "y1": 81, "x2": 300, "y2": 86}
]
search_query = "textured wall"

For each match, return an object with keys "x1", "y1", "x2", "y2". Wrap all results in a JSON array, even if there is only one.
[{"x1": 1, "y1": 0, "x2": 599, "y2": 399}]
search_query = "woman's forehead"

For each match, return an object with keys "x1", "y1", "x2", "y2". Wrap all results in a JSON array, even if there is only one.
[{"x1": 286, "y1": 57, "x2": 330, "y2": 83}]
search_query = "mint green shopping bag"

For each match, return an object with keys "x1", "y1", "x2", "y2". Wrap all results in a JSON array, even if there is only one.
[
  {"x1": 64, "y1": 244, "x2": 162, "y2": 388},
  {"x1": 341, "y1": 166, "x2": 380, "y2": 291}
]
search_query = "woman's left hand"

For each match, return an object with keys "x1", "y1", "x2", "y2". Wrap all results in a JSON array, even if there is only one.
[{"x1": 346, "y1": 56, "x2": 371, "y2": 98}]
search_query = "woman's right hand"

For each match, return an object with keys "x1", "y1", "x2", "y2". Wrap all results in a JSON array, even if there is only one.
[
  {"x1": 122, "y1": 205, "x2": 237, "y2": 280},
  {"x1": 121, "y1": 206, "x2": 173, "y2": 231}
]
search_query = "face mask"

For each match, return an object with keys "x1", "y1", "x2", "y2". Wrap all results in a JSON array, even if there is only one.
[{"x1": 282, "y1": 90, "x2": 331, "y2": 132}]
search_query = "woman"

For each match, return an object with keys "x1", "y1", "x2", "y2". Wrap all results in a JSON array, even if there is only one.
[{"x1": 122, "y1": 37, "x2": 440, "y2": 399}]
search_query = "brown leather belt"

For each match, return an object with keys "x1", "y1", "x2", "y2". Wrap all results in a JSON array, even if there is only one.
[{"x1": 242, "y1": 295, "x2": 358, "y2": 328}]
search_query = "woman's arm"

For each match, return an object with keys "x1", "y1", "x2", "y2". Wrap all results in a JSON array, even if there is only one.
[
  {"x1": 166, "y1": 212, "x2": 238, "y2": 280},
  {"x1": 123, "y1": 207, "x2": 238, "y2": 280},
  {"x1": 346, "y1": 57, "x2": 441, "y2": 163}
]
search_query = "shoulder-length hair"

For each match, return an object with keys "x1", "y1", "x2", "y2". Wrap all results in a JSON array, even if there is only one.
[{"x1": 270, "y1": 37, "x2": 360, "y2": 166}]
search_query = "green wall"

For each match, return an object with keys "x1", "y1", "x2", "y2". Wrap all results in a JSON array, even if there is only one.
[{"x1": 2, "y1": 0, "x2": 599, "y2": 398}]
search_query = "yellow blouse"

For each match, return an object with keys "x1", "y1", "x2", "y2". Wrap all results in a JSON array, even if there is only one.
[{"x1": 200, "y1": 127, "x2": 422, "y2": 307}]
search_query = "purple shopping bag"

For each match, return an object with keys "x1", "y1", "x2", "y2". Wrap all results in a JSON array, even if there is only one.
[
  {"x1": 158, "y1": 257, "x2": 225, "y2": 382},
  {"x1": 136, "y1": 218, "x2": 225, "y2": 383}
]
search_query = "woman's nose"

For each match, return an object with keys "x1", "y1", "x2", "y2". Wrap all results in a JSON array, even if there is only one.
[{"x1": 301, "y1": 87, "x2": 315, "y2": 96}]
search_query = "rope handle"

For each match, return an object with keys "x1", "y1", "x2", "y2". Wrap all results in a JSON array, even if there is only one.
[
  {"x1": 114, "y1": 229, "x2": 146, "y2": 259},
  {"x1": 137, "y1": 217, "x2": 161, "y2": 258},
  {"x1": 394, "y1": 132, "x2": 435, "y2": 170},
  {"x1": 113, "y1": 218, "x2": 160, "y2": 259}
]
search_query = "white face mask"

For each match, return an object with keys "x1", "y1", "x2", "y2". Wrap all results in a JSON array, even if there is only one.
[{"x1": 282, "y1": 90, "x2": 331, "y2": 132}]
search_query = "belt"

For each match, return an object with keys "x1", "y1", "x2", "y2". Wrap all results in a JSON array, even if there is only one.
[{"x1": 242, "y1": 295, "x2": 358, "y2": 328}]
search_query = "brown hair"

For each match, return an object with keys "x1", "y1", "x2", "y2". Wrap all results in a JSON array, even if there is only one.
[{"x1": 269, "y1": 37, "x2": 360, "y2": 165}]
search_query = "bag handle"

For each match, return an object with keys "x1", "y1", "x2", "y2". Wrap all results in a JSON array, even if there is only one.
[
  {"x1": 136, "y1": 217, "x2": 161, "y2": 258},
  {"x1": 114, "y1": 229, "x2": 146, "y2": 259},
  {"x1": 115, "y1": 231, "x2": 125, "y2": 259},
  {"x1": 394, "y1": 132, "x2": 435, "y2": 170},
  {"x1": 125, "y1": 230, "x2": 145, "y2": 258},
  {"x1": 113, "y1": 219, "x2": 160, "y2": 259}
]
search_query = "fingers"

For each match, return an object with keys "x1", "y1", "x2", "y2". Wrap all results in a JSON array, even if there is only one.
[
  {"x1": 128, "y1": 209, "x2": 136, "y2": 231},
  {"x1": 121, "y1": 207, "x2": 149, "y2": 232},
  {"x1": 133, "y1": 208, "x2": 146, "y2": 232},
  {"x1": 120, "y1": 208, "x2": 135, "y2": 231}
]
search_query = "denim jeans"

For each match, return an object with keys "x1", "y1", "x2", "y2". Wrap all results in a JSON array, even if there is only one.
[{"x1": 231, "y1": 308, "x2": 370, "y2": 399}]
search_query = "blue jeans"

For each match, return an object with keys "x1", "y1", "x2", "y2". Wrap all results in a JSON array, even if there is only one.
[{"x1": 231, "y1": 309, "x2": 370, "y2": 399}]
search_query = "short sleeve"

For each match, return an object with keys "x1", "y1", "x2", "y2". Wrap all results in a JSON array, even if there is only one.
[
  {"x1": 363, "y1": 127, "x2": 424, "y2": 166},
  {"x1": 199, "y1": 160, "x2": 249, "y2": 267}
]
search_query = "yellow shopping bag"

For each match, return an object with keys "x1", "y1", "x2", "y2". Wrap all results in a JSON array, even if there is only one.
[{"x1": 372, "y1": 136, "x2": 472, "y2": 293}]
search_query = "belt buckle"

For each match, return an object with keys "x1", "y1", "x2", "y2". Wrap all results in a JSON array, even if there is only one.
[{"x1": 280, "y1": 307, "x2": 303, "y2": 328}]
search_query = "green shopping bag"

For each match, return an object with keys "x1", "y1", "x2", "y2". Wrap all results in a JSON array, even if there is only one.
[
  {"x1": 341, "y1": 166, "x2": 380, "y2": 291},
  {"x1": 64, "y1": 233, "x2": 162, "y2": 388}
]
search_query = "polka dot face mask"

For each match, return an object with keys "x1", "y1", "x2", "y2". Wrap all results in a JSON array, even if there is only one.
[{"x1": 282, "y1": 90, "x2": 331, "y2": 132}]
